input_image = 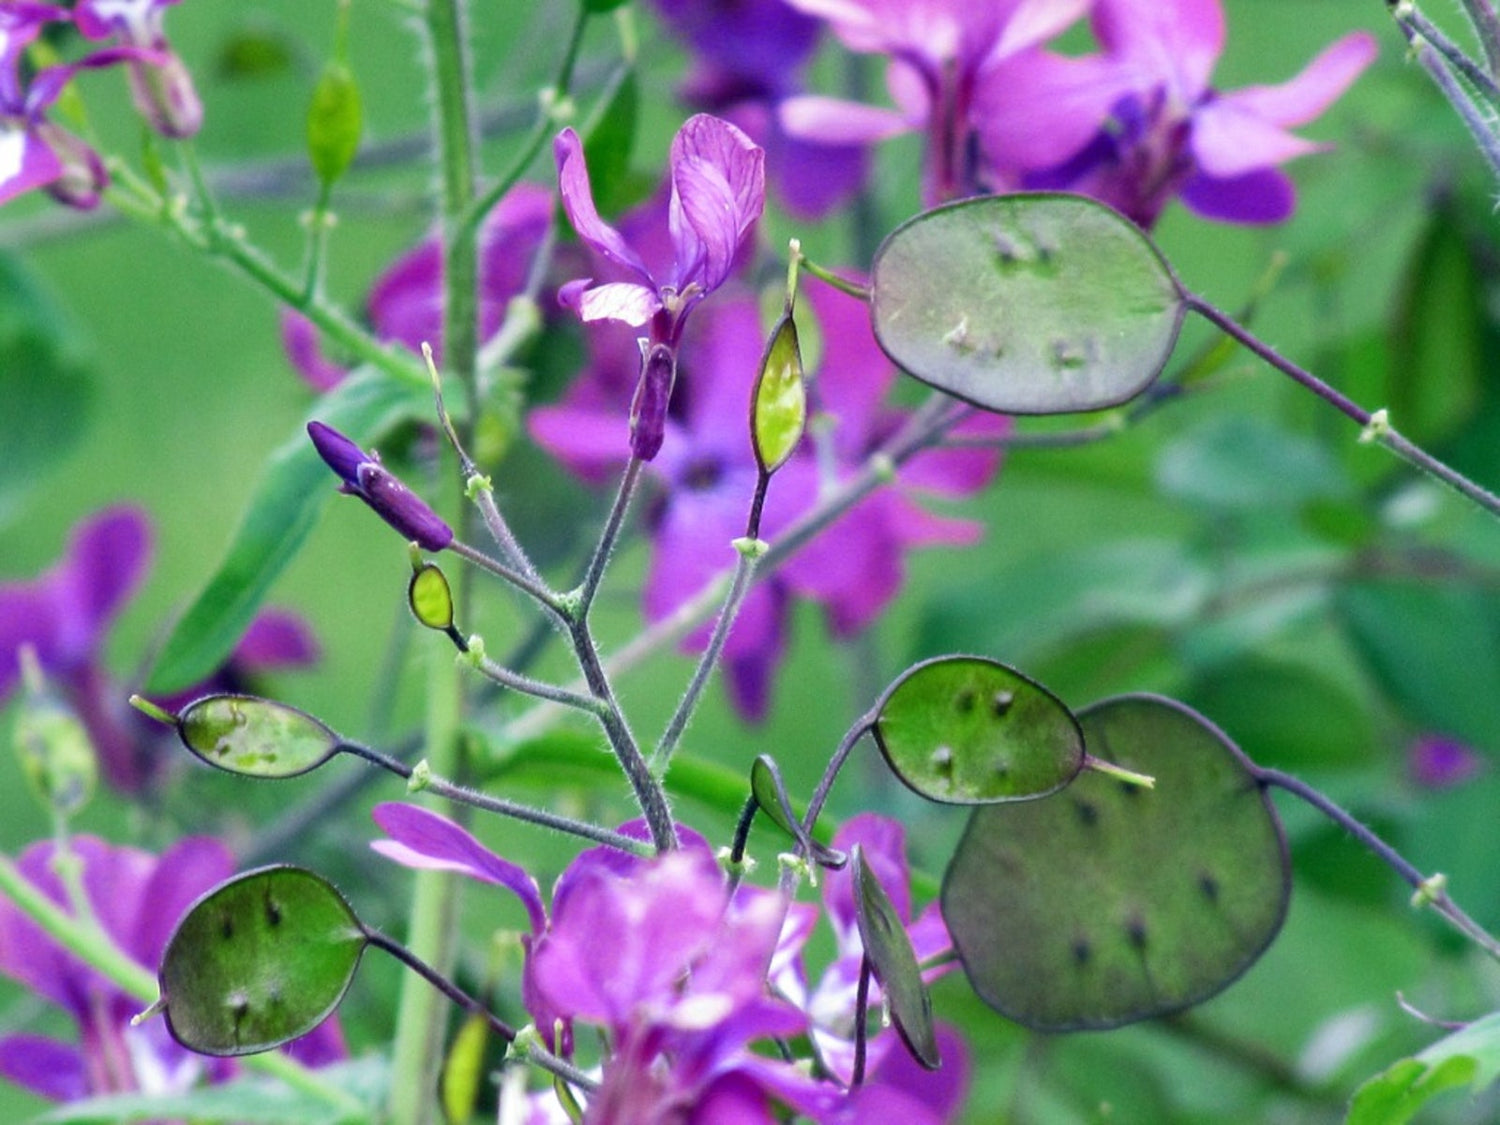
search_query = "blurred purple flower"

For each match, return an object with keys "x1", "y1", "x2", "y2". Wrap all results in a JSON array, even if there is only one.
[
  {"x1": 0, "y1": 4, "x2": 132, "y2": 209},
  {"x1": 555, "y1": 113, "x2": 764, "y2": 335},
  {"x1": 649, "y1": 0, "x2": 868, "y2": 219},
  {"x1": 1409, "y1": 734, "x2": 1484, "y2": 790},
  {"x1": 778, "y1": 0, "x2": 1090, "y2": 200},
  {"x1": 975, "y1": 0, "x2": 1378, "y2": 225},
  {"x1": 307, "y1": 420, "x2": 454, "y2": 551},
  {"x1": 0, "y1": 506, "x2": 318, "y2": 791},
  {"x1": 282, "y1": 184, "x2": 552, "y2": 390},
  {"x1": 530, "y1": 282, "x2": 1005, "y2": 718},
  {"x1": 0, "y1": 835, "x2": 345, "y2": 1101},
  {"x1": 74, "y1": 0, "x2": 201, "y2": 137}
]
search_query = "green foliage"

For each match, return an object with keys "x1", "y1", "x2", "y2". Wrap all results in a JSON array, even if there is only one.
[
  {"x1": 943, "y1": 695, "x2": 1289, "y2": 1030},
  {"x1": 159, "y1": 866, "x2": 367, "y2": 1057},
  {"x1": 870, "y1": 193, "x2": 1184, "y2": 414},
  {"x1": 145, "y1": 367, "x2": 430, "y2": 694},
  {"x1": 0, "y1": 254, "x2": 94, "y2": 528},
  {"x1": 1348, "y1": 1012, "x2": 1500, "y2": 1124}
]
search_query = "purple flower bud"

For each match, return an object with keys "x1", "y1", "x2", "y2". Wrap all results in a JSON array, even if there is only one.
[
  {"x1": 1409, "y1": 735, "x2": 1483, "y2": 790},
  {"x1": 307, "y1": 421, "x2": 453, "y2": 551},
  {"x1": 125, "y1": 51, "x2": 202, "y2": 139},
  {"x1": 629, "y1": 342, "x2": 677, "y2": 461}
]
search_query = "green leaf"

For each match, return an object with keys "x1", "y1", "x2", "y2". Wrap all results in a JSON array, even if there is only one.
[
  {"x1": 159, "y1": 866, "x2": 368, "y2": 1056},
  {"x1": 176, "y1": 694, "x2": 343, "y2": 779},
  {"x1": 1348, "y1": 1011, "x2": 1500, "y2": 1124},
  {"x1": 1155, "y1": 414, "x2": 1350, "y2": 510},
  {"x1": 942, "y1": 694, "x2": 1289, "y2": 1031},
  {"x1": 850, "y1": 845, "x2": 940, "y2": 1070},
  {"x1": 580, "y1": 65, "x2": 639, "y2": 216},
  {"x1": 0, "y1": 253, "x2": 94, "y2": 526},
  {"x1": 1339, "y1": 580, "x2": 1500, "y2": 750},
  {"x1": 751, "y1": 310, "x2": 805, "y2": 474},
  {"x1": 145, "y1": 367, "x2": 428, "y2": 694},
  {"x1": 873, "y1": 656, "x2": 1084, "y2": 803},
  {"x1": 31, "y1": 1058, "x2": 384, "y2": 1124},
  {"x1": 870, "y1": 193, "x2": 1184, "y2": 414}
]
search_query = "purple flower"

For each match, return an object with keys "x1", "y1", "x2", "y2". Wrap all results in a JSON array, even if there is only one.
[
  {"x1": 74, "y1": 0, "x2": 201, "y2": 137},
  {"x1": 0, "y1": 506, "x2": 319, "y2": 791},
  {"x1": 1409, "y1": 734, "x2": 1484, "y2": 790},
  {"x1": 649, "y1": 0, "x2": 869, "y2": 219},
  {"x1": 555, "y1": 114, "x2": 765, "y2": 335},
  {"x1": 307, "y1": 421, "x2": 454, "y2": 551},
  {"x1": 974, "y1": 0, "x2": 1378, "y2": 226},
  {"x1": 0, "y1": 835, "x2": 345, "y2": 1101},
  {"x1": 530, "y1": 283, "x2": 1006, "y2": 718},
  {"x1": 282, "y1": 185, "x2": 553, "y2": 389},
  {"x1": 0, "y1": 4, "x2": 124, "y2": 209},
  {"x1": 778, "y1": 0, "x2": 1090, "y2": 200}
]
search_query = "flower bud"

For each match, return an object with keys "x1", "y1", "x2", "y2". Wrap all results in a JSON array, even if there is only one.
[
  {"x1": 126, "y1": 52, "x2": 203, "y2": 139},
  {"x1": 629, "y1": 342, "x2": 677, "y2": 461},
  {"x1": 36, "y1": 125, "x2": 108, "y2": 210},
  {"x1": 308, "y1": 421, "x2": 454, "y2": 551}
]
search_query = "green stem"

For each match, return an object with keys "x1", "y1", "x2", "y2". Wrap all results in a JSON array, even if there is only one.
[
  {"x1": 388, "y1": 0, "x2": 481, "y2": 1119},
  {"x1": 0, "y1": 853, "x2": 366, "y2": 1117},
  {"x1": 577, "y1": 457, "x2": 644, "y2": 616}
]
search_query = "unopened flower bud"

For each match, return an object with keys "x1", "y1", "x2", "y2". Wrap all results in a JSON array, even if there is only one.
[
  {"x1": 629, "y1": 342, "x2": 677, "y2": 461},
  {"x1": 308, "y1": 421, "x2": 454, "y2": 551},
  {"x1": 127, "y1": 52, "x2": 203, "y2": 138},
  {"x1": 36, "y1": 125, "x2": 108, "y2": 210}
]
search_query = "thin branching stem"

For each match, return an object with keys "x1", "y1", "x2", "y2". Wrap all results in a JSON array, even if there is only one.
[{"x1": 578, "y1": 457, "x2": 644, "y2": 615}]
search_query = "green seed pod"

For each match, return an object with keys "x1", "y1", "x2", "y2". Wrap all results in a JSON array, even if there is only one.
[
  {"x1": 177, "y1": 694, "x2": 342, "y2": 779},
  {"x1": 409, "y1": 563, "x2": 456, "y2": 632},
  {"x1": 12, "y1": 650, "x2": 96, "y2": 818},
  {"x1": 307, "y1": 60, "x2": 362, "y2": 188},
  {"x1": 750, "y1": 309, "x2": 805, "y2": 474}
]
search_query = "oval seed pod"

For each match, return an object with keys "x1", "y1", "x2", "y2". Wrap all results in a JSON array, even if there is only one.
[
  {"x1": 750, "y1": 309, "x2": 805, "y2": 474},
  {"x1": 408, "y1": 563, "x2": 456, "y2": 631},
  {"x1": 307, "y1": 59, "x2": 363, "y2": 188},
  {"x1": 176, "y1": 694, "x2": 343, "y2": 779}
]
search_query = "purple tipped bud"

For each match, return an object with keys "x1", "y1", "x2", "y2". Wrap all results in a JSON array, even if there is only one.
[
  {"x1": 307, "y1": 421, "x2": 367, "y2": 485},
  {"x1": 629, "y1": 343, "x2": 677, "y2": 461},
  {"x1": 355, "y1": 463, "x2": 453, "y2": 552},
  {"x1": 308, "y1": 421, "x2": 453, "y2": 551},
  {"x1": 37, "y1": 126, "x2": 108, "y2": 210}
]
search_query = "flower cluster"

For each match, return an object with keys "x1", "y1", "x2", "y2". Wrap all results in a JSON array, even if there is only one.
[
  {"x1": 373, "y1": 804, "x2": 966, "y2": 1123},
  {"x1": 0, "y1": 0, "x2": 199, "y2": 210}
]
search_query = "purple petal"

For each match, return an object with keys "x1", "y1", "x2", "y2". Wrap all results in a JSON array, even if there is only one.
[
  {"x1": 55, "y1": 507, "x2": 152, "y2": 664},
  {"x1": 668, "y1": 114, "x2": 765, "y2": 293},
  {"x1": 233, "y1": 609, "x2": 320, "y2": 670},
  {"x1": 777, "y1": 96, "x2": 911, "y2": 145},
  {"x1": 1409, "y1": 735, "x2": 1484, "y2": 790},
  {"x1": 973, "y1": 50, "x2": 1129, "y2": 173},
  {"x1": 576, "y1": 281, "x2": 664, "y2": 326},
  {"x1": 767, "y1": 128, "x2": 869, "y2": 221},
  {"x1": 280, "y1": 312, "x2": 348, "y2": 391},
  {"x1": 555, "y1": 128, "x2": 652, "y2": 281},
  {"x1": 0, "y1": 1034, "x2": 88, "y2": 1101},
  {"x1": 307, "y1": 421, "x2": 368, "y2": 485},
  {"x1": 371, "y1": 803, "x2": 545, "y2": 933},
  {"x1": 366, "y1": 237, "x2": 443, "y2": 357},
  {"x1": 827, "y1": 815, "x2": 913, "y2": 935},
  {"x1": 986, "y1": 0, "x2": 1092, "y2": 64},
  {"x1": 1191, "y1": 99, "x2": 1322, "y2": 179},
  {"x1": 836, "y1": 1024, "x2": 970, "y2": 1123},
  {"x1": 1224, "y1": 31, "x2": 1379, "y2": 128},
  {"x1": 780, "y1": 498, "x2": 904, "y2": 636},
  {"x1": 1093, "y1": 0, "x2": 1223, "y2": 102},
  {"x1": 1179, "y1": 166, "x2": 1296, "y2": 225},
  {"x1": 529, "y1": 403, "x2": 633, "y2": 481},
  {"x1": 899, "y1": 410, "x2": 1006, "y2": 495},
  {"x1": 132, "y1": 836, "x2": 236, "y2": 967},
  {"x1": 0, "y1": 124, "x2": 64, "y2": 208}
]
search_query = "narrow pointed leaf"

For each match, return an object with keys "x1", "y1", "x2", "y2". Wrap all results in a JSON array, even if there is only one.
[
  {"x1": 873, "y1": 656, "x2": 1084, "y2": 803},
  {"x1": 749, "y1": 755, "x2": 845, "y2": 867},
  {"x1": 850, "y1": 845, "x2": 940, "y2": 1070},
  {"x1": 870, "y1": 193, "x2": 1185, "y2": 414},
  {"x1": 146, "y1": 367, "x2": 429, "y2": 694},
  {"x1": 942, "y1": 694, "x2": 1289, "y2": 1031},
  {"x1": 176, "y1": 694, "x2": 342, "y2": 778},
  {"x1": 159, "y1": 866, "x2": 367, "y2": 1056}
]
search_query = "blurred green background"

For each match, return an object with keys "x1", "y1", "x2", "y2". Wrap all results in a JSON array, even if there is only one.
[{"x1": 5, "y1": 0, "x2": 1500, "y2": 1121}]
